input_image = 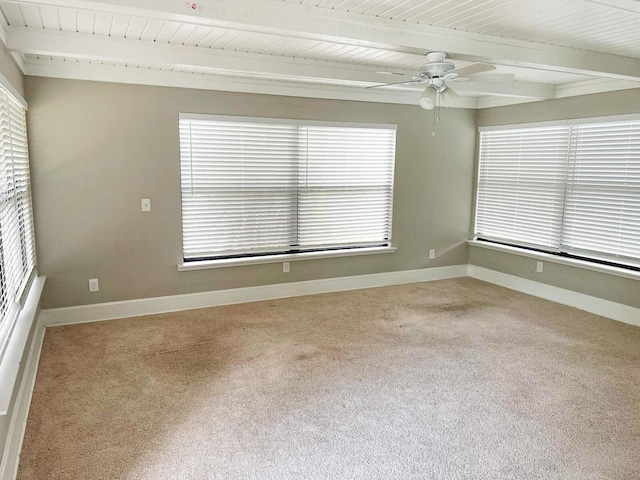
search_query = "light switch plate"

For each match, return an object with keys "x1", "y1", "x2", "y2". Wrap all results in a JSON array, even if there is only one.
[
  {"x1": 88, "y1": 278, "x2": 99, "y2": 292},
  {"x1": 141, "y1": 198, "x2": 151, "y2": 212}
]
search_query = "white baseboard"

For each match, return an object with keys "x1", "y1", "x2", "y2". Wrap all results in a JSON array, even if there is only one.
[
  {"x1": 469, "y1": 265, "x2": 640, "y2": 327},
  {"x1": 40, "y1": 265, "x2": 469, "y2": 327},
  {"x1": 0, "y1": 319, "x2": 45, "y2": 480}
]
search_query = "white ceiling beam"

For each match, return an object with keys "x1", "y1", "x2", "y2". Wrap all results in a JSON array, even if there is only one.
[
  {"x1": 21, "y1": 59, "x2": 425, "y2": 106},
  {"x1": 6, "y1": 26, "x2": 416, "y2": 86},
  {"x1": 11, "y1": 0, "x2": 640, "y2": 81},
  {"x1": 451, "y1": 81, "x2": 556, "y2": 99},
  {"x1": 475, "y1": 78, "x2": 640, "y2": 108},
  {"x1": 22, "y1": 56, "x2": 480, "y2": 108}
]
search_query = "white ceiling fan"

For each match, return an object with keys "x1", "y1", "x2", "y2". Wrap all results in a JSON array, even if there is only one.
[{"x1": 368, "y1": 52, "x2": 500, "y2": 109}]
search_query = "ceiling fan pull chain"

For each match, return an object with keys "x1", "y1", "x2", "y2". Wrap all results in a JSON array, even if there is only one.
[{"x1": 431, "y1": 90, "x2": 441, "y2": 136}]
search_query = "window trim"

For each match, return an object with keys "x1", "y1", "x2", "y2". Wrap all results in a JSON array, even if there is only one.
[
  {"x1": 0, "y1": 275, "x2": 43, "y2": 416},
  {"x1": 473, "y1": 112, "x2": 640, "y2": 271},
  {"x1": 177, "y1": 246, "x2": 398, "y2": 271}
]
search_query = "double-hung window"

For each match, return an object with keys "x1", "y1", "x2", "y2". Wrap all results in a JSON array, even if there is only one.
[
  {"x1": 475, "y1": 115, "x2": 640, "y2": 269},
  {"x1": 179, "y1": 114, "x2": 396, "y2": 262},
  {"x1": 0, "y1": 86, "x2": 36, "y2": 360}
]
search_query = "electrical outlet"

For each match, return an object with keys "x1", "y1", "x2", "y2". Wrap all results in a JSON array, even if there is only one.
[
  {"x1": 88, "y1": 278, "x2": 99, "y2": 292},
  {"x1": 141, "y1": 198, "x2": 151, "y2": 212},
  {"x1": 536, "y1": 261, "x2": 544, "y2": 273},
  {"x1": 429, "y1": 249, "x2": 436, "y2": 259},
  {"x1": 283, "y1": 261, "x2": 290, "y2": 273}
]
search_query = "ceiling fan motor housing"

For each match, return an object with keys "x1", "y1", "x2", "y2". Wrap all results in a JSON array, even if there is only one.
[{"x1": 418, "y1": 62, "x2": 455, "y2": 78}]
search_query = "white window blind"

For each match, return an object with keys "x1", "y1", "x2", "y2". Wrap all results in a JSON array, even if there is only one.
[
  {"x1": 0, "y1": 87, "x2": 36, "y2": 358},
  {"x1": 476, "y1": 125, "x2": 570, "y2": 250},
  {"x1": 475, "y1": 116, "x2": 640, "y2": 269},
  {"x1": 179, "y1": 115, "x2": 396, "y2": 261},
  {"x1": 563, "y1": 120, "x2": 640, "y2": 264}
]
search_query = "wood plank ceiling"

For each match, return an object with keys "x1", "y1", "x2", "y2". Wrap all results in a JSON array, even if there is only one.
[{"x1": 1, "y1": 0, "x2": 639, "y2": 108}]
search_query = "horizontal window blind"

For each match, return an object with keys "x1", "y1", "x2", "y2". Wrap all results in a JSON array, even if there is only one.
[
  {"x1": 179, "y1": 116, "x2": 396, "y2": 261},
  {"x1": 297, "y1": 126, "x2": 395, "y2": 249},
  {"x1": 476, "y1": 126, "x2": 570, "y2": 250},
  {"x1": 476, "y1": 116, "x2": 640, "y2": 269},
  {"x1": 180, "y1": 119, "x2": 298, "y2": 259},
  {"x1": 563, "y1": 120, "x2": 640, "y2": 264},
  {"x1": 0, "y1": 87, "x2": 36, "y2": 358}
]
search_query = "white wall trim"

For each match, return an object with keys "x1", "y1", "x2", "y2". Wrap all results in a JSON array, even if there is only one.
[
  {"x1": 40, "y1": 265, "x2": 469, "y2": 327},
  {"x1": 0, "y1": 319, "x2": 44, "y2": 480},
  {"x1": 469, "y1": 265, "x2": 640, "y2": 327}
]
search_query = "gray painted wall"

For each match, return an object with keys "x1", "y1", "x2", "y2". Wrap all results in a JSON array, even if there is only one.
[
  {"x1": 26, "y1": 77, "x2": 476, "y2": 309},
  {"x1": 472, "y1": 88, "x2": 640, "y2": 308}
]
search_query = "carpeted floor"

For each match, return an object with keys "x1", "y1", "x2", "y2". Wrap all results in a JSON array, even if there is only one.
[{"x1": 17, "y1": 278, "x2": 640, "y2": 479}]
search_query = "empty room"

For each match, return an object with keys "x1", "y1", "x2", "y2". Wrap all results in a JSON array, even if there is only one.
[{"x1": 0, "y1": 0, "x2": 639, "y2": 479}]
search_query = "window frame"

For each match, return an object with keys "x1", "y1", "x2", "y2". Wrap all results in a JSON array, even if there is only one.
[
  {"x1": 473, "y1": 113, "x2": 640, "y2": 272},
  {"x1": 178, "y1": 113, "x2": 398, "y2": 266}
]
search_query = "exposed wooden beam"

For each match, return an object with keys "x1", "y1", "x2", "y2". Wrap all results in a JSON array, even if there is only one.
[{"x1": 11, "y1": 0, "x2": 640, "y2": 81}]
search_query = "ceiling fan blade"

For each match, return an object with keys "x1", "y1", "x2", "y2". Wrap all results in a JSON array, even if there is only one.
[
  {"x1": 365, "y1": 79, "x2": 425, "y2": 89},
  {"x1": 376, "y1": 71, "x2": 410, "y2": 77},
  {"x1": 449, "y1": 63, "x2": 496, "y2": 77},
  {"x1": 445, "y1": 76, "x2": 469, "y2": 82}
]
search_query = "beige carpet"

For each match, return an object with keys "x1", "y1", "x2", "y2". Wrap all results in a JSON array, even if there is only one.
[{"x1": 18, "y1": 278, "x2": 640, "y2": 479}]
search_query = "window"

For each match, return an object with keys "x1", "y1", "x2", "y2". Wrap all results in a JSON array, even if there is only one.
[
  {"x1": 475, "y1": 115, "x2": 640, "y2": 269},
  {"x1": 179, "y1": 114, "x2": 396, "y2": 262},
  {"x1": 0, "y1": 86, "x2": 36, "y2": 359}
]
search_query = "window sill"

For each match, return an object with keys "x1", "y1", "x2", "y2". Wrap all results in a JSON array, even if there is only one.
[
  {"x1": 178, "y1": 246, "x2": 398, "y2": 272},
  {"x1": 468, "y1": 240, "x2": 640, "y2": 281},
  {"x1": 0, "y1": 275, "x2": 45, "y2": 415}
]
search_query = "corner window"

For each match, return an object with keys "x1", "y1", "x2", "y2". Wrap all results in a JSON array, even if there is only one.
[
  {"x1": 179, "y1": 114, "x2": 396, "y2": 262},
  {"x1": 475, "y1": 116, "x2": 640, "y2": 269},
  {"x1": 0, "y1": 87, "x2": 36, "y2": 357}
]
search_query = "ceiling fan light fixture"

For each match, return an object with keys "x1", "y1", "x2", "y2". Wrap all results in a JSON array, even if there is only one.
[
  {"x1": 419, "y1": 87, "x2": 436, "y2": 110},
  {"x1": 440, "y1": 87, "x2": 459, "y2": 107}
]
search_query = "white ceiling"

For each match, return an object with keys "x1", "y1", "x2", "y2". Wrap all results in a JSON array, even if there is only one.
[{"x1": 1, "y1": 0, "x2": 639, "y2": 108}]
